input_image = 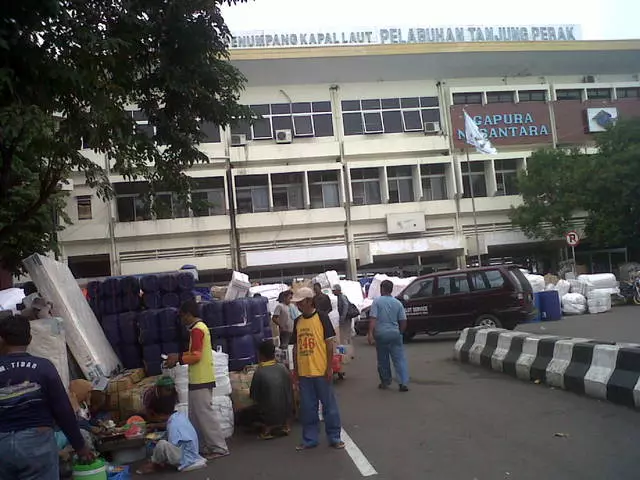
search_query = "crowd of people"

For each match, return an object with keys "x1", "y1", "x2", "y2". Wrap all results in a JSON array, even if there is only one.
[{"x1": 0, "y1": 279, "x2": 411, "y2": 478}]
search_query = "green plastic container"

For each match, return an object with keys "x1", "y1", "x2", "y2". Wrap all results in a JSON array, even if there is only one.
[{"x1": 72, "y1": 458, "x2": 107, "y2": 480}]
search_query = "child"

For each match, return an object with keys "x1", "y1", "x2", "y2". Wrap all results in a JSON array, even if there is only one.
[{"x1": 136, "y1": 378, "x2": 207, "y2": 475}]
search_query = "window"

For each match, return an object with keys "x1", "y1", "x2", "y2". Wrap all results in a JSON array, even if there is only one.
[
  {"x1": 495, "y1": 159, "x2": 520, "y2": 196},
  {"x1": 617, "y1": 87, "x2": 640, "y2": 99},
  {"x1": 587, "y1": 88, "x2": 612, "y2": 100},
  {"x1": 387, "y1": 166, "x2": 414, "y2": 204},
  {"x1": 76, "y1": 196, "x2": 92, "y2": 220},
  {"x1": 453, "y1": 93, "x2": 482, "y2": 105},
  {"x1": 351, "y1": 168, "x2": 381, "y2": 206},
  {"x1": 131, "y1": 110, "x2": 155, "y2": 140},
  {"x1": 191, "y1": 178, "x2": 225, "y2": 216},
  {"x1": 461, "y1": 162, "x2": 487, "y2": 198},
  {"x1": 115, "y1": 182, "x2": 151, "y2": 222},
  {"x1": 154, "y1": 193, "x2": 188, "y2": 220},
  {"x1": 486, "y1": 91, "x2": 514, "y2": 104},
  {"x1": 469, "y1": 270, "x2": 505, "y2": 290},
  {"x1": 271, "y1": 173, "x2": 304, "y2": 211},
  {"x1": 341, "y1": 97, "x2": 440, "y2": 135},
  {"x1": 420, "y1": 164, "x2": 448, "y2": 201},
  {"x1": 556, "y1": 89, "x2": 582, "y2": 101},
  {"x1": 199, "y1": 121, "x2": 221, "y2": 143},
  {"x1": 235, "y1": 175, "x2": 269, "y2": 214},
  {"x1": 309, "y1": 171, "x2": 340, "y2": 209},
  {"x1": 234, "y1": 102, "x2": 334, "y2": 140},
  {"x1": 404, "y1": 278, "x2": 434, "y2": 299},
  {"x1": 436, "y1": 274, "x2": 471, "y2": 295},
  {"x1": 519, "y1": 90, "x2": 546, "y2": 102}
]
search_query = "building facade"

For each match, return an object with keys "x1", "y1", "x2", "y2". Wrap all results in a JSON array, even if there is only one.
[{"x1": 58, "y1": 40, "x2": 640, "y2": 282}]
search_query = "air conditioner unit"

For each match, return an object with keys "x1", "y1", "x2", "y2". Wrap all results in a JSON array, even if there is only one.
[
  {"x1": 230, "y1": 134, "x2": 247, "y2": 146},
  {"x1": 275, "y1": 129, "x2": 293, "y2": 144},
  {"x1": 424, "y1": 121, "x2": 441, "y2": 134},
  {"x1": 583, "y1": 75, "x2": 596, "y2": 83},
  {"x1": 58, "y1": 180, "x2": 74, "y2": 191}
]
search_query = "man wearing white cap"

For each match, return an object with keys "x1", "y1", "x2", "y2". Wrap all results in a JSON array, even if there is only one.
[{"x1": 290, "y1": 287, "x2": 344, "y2": 451}]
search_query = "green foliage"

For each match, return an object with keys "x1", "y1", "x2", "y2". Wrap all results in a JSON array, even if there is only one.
[
  {"x1": 510, "y1": 118, "x2": 640, "y2": 249},
  {"x1": 0, "y1": 0, "x2": 250, "y2": 274}
]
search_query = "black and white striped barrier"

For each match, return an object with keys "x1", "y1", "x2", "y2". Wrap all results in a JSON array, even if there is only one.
[{"x1": 454, "y1": 327, "x2": 640, "y2": 409}]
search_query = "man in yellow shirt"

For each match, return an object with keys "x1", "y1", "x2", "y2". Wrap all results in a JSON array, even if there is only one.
[
  {"x1": 290, "y1": 287, "x2": 344, "y2": 451},
  {"x1": 165, "y1": 299, "x2": 229, "y2": 460}
]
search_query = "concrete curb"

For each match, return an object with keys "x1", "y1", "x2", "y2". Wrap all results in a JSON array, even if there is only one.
[{"x1": 454, "y1": 327, "x2": 640, "y2": 409}]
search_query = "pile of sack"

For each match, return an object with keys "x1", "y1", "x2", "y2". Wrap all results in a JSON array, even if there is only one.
[{"x1": 561, "y1": 273, "x2": 617, "y2": 315}]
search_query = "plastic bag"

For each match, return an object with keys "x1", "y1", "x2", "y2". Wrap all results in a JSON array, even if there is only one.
[
  {"x1": 212, "y1": 395, "x2": 234, "y2": 438},
  {"x1": 213, "y1": 347, "x2": 231, "y2": 396},
  {"x1": 561, "y1": 293, "x2": 587, "y2": 315}
]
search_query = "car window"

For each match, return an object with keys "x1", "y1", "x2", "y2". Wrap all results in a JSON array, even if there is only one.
[
  {"x1": 470, "y1": 270, "x2": 505, "y2": 290},
  {"x1": 404, "y1": 278, "x2": 434, "y2": 299},
  {"x1": 436, "y1": 274, "x2": 471, "y2": 296}
]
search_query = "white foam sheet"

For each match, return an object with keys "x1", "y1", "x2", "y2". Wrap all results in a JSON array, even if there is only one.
[
  {"x1": 249, "y1": 283, "x2": 289, "y2": 314},
  {"x1": 339, "y1": 280, "x2": 365, "y2": 309},
  {"x1": 27, "y1": 317, "x2": 70, "y2": 387},
  {"x1": 578, "y1": 273, "x2": 617, "y2": 290},
  {"x1": 0, "y1": 288, "x2": 25, "y2": 312},
  {"x1": 367, "y1": 274, "x2": 416, "y2": 300},
  {"x1": 23, "y1": 254, "x2": 121, "y2": 380}
]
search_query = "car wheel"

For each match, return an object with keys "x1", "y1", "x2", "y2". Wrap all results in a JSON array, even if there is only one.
[
  {"x1": 474, "y1": 314, "x2": 502, "y2": 329},
  {"x1": 402, "y1": 332, "x2": 416, "y2": 343}
]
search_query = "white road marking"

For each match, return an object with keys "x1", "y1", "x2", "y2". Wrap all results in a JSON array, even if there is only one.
[{"x1": 341, "y1": 428, "x2": 378, "y2": 477}]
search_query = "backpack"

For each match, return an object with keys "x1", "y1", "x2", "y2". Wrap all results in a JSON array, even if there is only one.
[{"x1": 346, "y1": 301, "x2": 360, "y2": 319}]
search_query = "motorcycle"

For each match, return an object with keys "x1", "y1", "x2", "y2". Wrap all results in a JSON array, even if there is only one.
[{"x1": 619, "y1": 277, "x2": 640, "y2": 305}]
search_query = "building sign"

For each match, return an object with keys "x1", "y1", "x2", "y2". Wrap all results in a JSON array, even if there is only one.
[
  {"x1": 230, "y1": 25, "x2": 581, "y2": 49},
  {"x1": 451, "y1": 104, "x2": 552, "y2": 148},
  {"x1": 555, "y1": 101, "x2": 640, "y2": 145}
]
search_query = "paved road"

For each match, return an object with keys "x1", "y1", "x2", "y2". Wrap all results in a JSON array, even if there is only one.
[{"x1": 149, "y1": 307, "x2": 640, "y2": 480}]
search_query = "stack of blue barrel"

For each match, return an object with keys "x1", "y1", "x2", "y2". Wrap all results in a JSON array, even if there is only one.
[
  {"x1": 138, "y1": 308, "x2": 188, "y2": 375},
  {"x1": 200, "y1": 296, "x2": 272, "y2": 371},
  {"x1": 141, "y1": 272, "x2": 196, "y2": 309}
]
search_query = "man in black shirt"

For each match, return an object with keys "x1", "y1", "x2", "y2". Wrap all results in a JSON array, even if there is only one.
[
  {"x1": 313, "y1": 283, "x2": 332, "y2": 316},
  {"x1": 240, "y1": 340, "x2": 293, "y2": 439}
]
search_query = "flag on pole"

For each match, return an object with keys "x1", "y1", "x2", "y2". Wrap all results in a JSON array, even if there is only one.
[{"x1": 464, "y1": 111, "x2": 497, "y2": 155}]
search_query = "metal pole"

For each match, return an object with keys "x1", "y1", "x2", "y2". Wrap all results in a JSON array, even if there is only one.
[
  {"x1": 571, "y1": 245, "x2": 576, "y2": 276},
  {"x1": 465, "y1": 148, "x2": 482, "y2": 267}
]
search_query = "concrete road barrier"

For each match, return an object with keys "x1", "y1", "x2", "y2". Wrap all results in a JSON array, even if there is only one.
[{"x1": 454, "y1": 327, "x2": 640, "y2": 409}]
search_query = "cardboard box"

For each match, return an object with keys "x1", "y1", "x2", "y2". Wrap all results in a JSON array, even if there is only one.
[
  {"x1": 229, "y1": 367, "x2": 256, "y2": 412},
  {"x1": 107, "y1": 368, "x2": 147, "y2": 395},
  {"x1": 118, "y1": 376, "x2": 158, "y2": 418}
]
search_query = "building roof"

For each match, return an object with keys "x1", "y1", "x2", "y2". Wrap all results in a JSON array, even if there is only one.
[{"x1": 230, "y1": 40, "x2": 640, "y2": 86}]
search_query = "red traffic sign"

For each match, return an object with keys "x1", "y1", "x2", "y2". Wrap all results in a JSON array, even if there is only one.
[{"x1": 565, "y1": 230, "x2": 580, "y2": 247}]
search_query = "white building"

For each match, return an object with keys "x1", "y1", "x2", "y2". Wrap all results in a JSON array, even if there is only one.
[{"x1": 59, "y1": 37, "x2": 640, "y2": 282}]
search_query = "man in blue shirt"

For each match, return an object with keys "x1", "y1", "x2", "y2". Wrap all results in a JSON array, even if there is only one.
[
  {"x1": 137, "y1": 378, "x2": 207, "y2": 475},
  {"x1": 368, "y1": 280, "x2": 410, "y2": 392},
  {"x1": 0, "y1": 314, "x2": 93, "y2": 480}
]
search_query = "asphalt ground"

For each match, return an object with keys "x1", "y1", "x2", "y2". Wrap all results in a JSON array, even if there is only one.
[{"x1": 148, "y1": 305, "x2": 640, "y2": 480}]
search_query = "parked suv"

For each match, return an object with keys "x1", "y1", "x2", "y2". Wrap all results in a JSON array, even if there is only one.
[{"x1": 355, "y1": 265, "x2": 535, "y2": 340}]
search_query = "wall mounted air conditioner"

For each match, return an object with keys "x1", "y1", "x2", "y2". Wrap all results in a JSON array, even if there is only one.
[
  {"x1": 275, "y1": 129, "x2": 293, "y2": 144},
  {"x1": 424, "y1": 121, "x2": 441, "y2": 134},
  {"x1": 230, "y1": 134, "x2": 247, "y2": 146}
]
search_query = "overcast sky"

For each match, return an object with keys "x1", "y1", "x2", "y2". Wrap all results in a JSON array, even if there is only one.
[{"x1": 222, "y1": 0, "x2": 639, "y2": 41}]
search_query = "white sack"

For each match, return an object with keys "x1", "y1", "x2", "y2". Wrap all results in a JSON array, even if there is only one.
[
  {"x1": 578, "y1": 273, "x2": 617, "y2": 290},
  {"x1": 587, "y1": 295, "x2": 612, "y2": 314},
  {"x1": 211, "y1": 395, "x2": 234, "y2": 438},
  {"x1": 338, "y1": 280, "x2": 365, "y2": 309},
  {"x1": 0, "y1": 288, "x2": 25, "y2": 313},
  {"x1": 555, "y1": 279, "x2": 571, "y2": 299},
  {"x1": 525, "y1": 274, "x2": 545, "y2": 293},
  {"x1": 568, "y1": 279, "x2": 588, "y2": 297},
  {"x1": 213, "y1": 348, "x2": 231, "y2": 397},
  {"x1": 561, "y1": 293, "x2": 587, "y2": 315},
  {"x1": 367, "y1": 274, "x2": 416, "y2": 300},
  {"x1": 249, "y1": 283, "x2": 289, "y2": 314},
  {"x1": 27, "y1": 317, "x2": 70, "y2": 387},
  {"x1": 23, "y1": 254, "x2": 121, "y2": 380}
]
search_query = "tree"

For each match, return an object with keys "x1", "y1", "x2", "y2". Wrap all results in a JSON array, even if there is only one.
[
  {"x1": 0, "y1": 0, "x2": 251, "y2": 276},
  {"x1": 510, "y1": 118, "x2": 640, "y2": 250}
]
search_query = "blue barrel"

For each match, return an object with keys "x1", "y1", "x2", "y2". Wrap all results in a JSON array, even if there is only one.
[
  {"x1": 101, "y1": 295, "x2": 121, "y2": 315},
  {"x1": 177, "y1": 272, "x2": 196, "y2": 291},
  {"x1": 87, "y1": 281, "x2": 102, "y2": 299},
  {"x1": 263, "y1": 326, "x2": 273, "y2": 338},
  {"x1": 140, "y1": 275, "x2": 159, "y2": 293},
  {"x1": 159, "y1": 274, "x2": 179, "y2": 293},
  {"x1": 101, "y1": 315, "x2": 120, "y2": 345},
  {"x1": 212, "y1": 337, "x2": 229, "y2": 354},
  {"x1": 539, "y1": 290, "x2": 562, "y2": 321},
  {"x1": 144, "y1": 360, "x2": 163, "y2": 377},
  {"x1": 248, "y1": 297, "x2": 268, "y2": 334},
  {"x1": 223, "y1": 299, "x2": 252, "y2": 336},
  {"x1": 179, "y1": 291, "x2": 195, "y2": 304},
  {"x1": 529, "y1": 292, "x2": 543, "y2": 323},
  {"x1": 161, "y1": 342, "x2": 180, "y2": 355},
  {"x1": 120, "y1": 276, "x2": 140, "y2": 294},
  {"x1": 228, "y1": 334, "x2": 256, "y2": 359},
  {"x1": 142, "y1": 292, "x2": 162, "y2": 309},
  {"x1": 137, "y1": 310, "x2": 160, "y2": 345},
  {"x1": 202, "y1": 301, "x2": 225, "y2": 329},
  {"x1": 118, "y1": 312, "x2": 139, "y2": 344},
  {"x1": 161, "y1": 292, "x2": 180, "y2": 308},
  {"x1": 120, "y1": 345, "x2": 143, "y2": 369},
  {"x1": 121, "y1": 292, "x2": 141, "y2": 312},
  {"x1": 101, "y1": 278, "x2": 121, "y2": 297},
  {"x1": 142, "y1": 344, "x2": 162, "y2": 362}
]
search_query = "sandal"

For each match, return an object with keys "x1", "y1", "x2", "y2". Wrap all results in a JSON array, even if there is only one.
[
  {"x1": 296, "y1": 444, "x2": 318, "y2": 451},
  {"x1": 202, "y1": 451, "x2": 229, "y2": 460},
  {"x1": 330, "y1": 441, "x2": 346, "y2": 449},
  {"x1": 258, "y1": 431, "x2": 275, "y2": 440}
]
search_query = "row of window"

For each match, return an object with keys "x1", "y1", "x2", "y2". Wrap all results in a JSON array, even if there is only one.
[
  {"x1": 76, "y1": 160, "x2": 520, "y2": 221},
  {"x1": 342, "y1": 97, "x2": 440, "y2": 135},
  {"x1": 403, "y1": 269, "x2": 506, "y2": 299},
  {"x1": 453, "y1": 87, "x2": 640, "y2": 105}
]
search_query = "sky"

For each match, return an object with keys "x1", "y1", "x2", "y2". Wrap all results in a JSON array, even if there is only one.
[{"x1": 221, "y1": 0, "x2": 639, "y2": 41}]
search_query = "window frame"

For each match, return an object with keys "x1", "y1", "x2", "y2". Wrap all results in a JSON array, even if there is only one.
[
  {"x1": 308, "y1": 171, "x2": 340, "y2": 209},
  {"x1": 494, "y1": 159, "x2": 520, "y2": 197},
  {"x1": 435, "y1": 274, "x2": 471, "y2": 296},
  {"x1": 420, "y1": 164, "x2": 448, "y2": 201},
  {"x1": 76, "y1": 195, "x2": 92, "y2": 220},
  {"x1": 387, "y1": 166, "x2": 415, "y2": 204},
  {"x1": 486, "y1": 91, "x2": 514, "y2": 104}
]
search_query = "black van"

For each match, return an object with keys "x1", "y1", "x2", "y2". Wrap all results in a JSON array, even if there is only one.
[{"x1": 355, "y1": 265, "x2": 535, "y2": 340}]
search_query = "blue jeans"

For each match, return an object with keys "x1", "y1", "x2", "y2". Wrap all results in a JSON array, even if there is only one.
[
  {"x1": 0, "y1": 428, "x2": 59, "y2": 480},
  {"x1": 298, "y1": 376, "x2": 342, "y2": 447},
  {"x1": 375, "y1": 330, "x2": 409, "y2": 386}
]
